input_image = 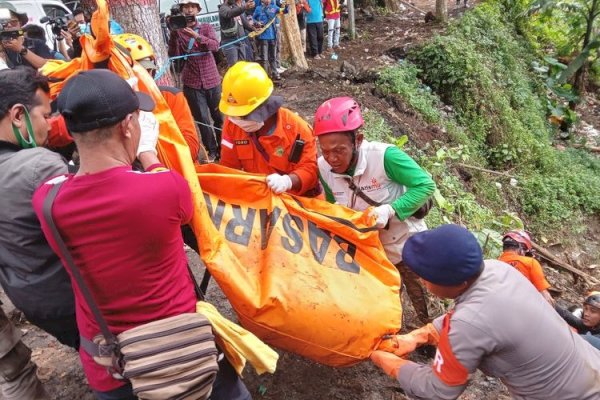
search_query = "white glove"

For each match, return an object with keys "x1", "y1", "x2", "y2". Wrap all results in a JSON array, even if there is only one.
[
  {"x1": 266, "y1": 173, "x2": 293, "y2": 194},
  {"x1": 369, "y1": 204, "x2": 396, "y2": 229},
  {"x1": 137, "y1": 111, "x2": 159, "y2": 157}
]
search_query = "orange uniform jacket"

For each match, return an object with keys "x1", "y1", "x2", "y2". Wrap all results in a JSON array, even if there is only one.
[
  {"x1": 498, "y1": 252, "x2": 551, "y2": 292},
  {"x1": 220, "y1": 107, "x2": 318, "y2": 196},
  {"x1": 48, "y1": 86, "x2": 200, "y2": 161},
  {"x1": 158, "y1": 86, "x2": 200, "y2": 161}
]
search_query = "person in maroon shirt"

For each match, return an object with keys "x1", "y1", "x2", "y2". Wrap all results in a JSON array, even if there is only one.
[
  {"x1": 33, "y1": 70, "x2": 251, "y2": 400},
  {"x1": 168, "y1": 0, "x2": 224, "y2": 162}
]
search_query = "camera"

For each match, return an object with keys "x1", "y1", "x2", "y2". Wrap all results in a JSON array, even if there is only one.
[
  {"x1": 0, "y1": 8, "x2": 23, "y2": 41},
  {"x1": 167, "y1": 5, "x2": 196, "y2": 30},
  {"x1": 40, "y1": 15, "x2": 70, "y2": 37}
]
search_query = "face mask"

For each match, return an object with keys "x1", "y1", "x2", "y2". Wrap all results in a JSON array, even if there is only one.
[
  {"x1": 12, "y1": 107, "x2": 37, "y2": 149},
  {"x1": 229, "y1": 117, "x2": 264, "y2": 133},
  {"x1": 79, "y1": 23, "x2": 87, "y2": 33}
]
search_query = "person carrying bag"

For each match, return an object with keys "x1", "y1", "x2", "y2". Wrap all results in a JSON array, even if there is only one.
[{"x1": 42, "y1": 179, "x2": 219, "y2": 400}]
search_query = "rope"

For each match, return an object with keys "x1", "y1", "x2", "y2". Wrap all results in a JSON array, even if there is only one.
[
  {"x1": 155, "y1": 10, "x2": 283, "y2": 81},
  {"x1": 195, "y1": 120, "x2": 222, "y2": 131}
]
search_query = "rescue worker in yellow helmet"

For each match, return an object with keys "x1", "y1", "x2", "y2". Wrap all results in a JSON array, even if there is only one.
[
  {"x1": 112, "y1": 33, "x2": 207, "y2": 163},
  {"x1": 219, "y1": 61, "x2": 320, "y2": 197}
]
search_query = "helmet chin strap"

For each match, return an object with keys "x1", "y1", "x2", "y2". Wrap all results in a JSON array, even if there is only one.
[
  {"x1": 342, "y1": 132, "x2": 358, "y2": 175},
  {"x1": 12, "y1": 107, "x2": 37, "y2": 149},
  {"x1": 342, "y1": 146, "x2": 358, "y2": 175}
]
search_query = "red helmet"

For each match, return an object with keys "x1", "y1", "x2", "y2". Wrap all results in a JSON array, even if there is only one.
[
  {"x1": 313, "y1": 97, "x2": 364, "y2": 136},
  {"x1": 502, "y1": 230, "x2": 532, "y2": 251}
]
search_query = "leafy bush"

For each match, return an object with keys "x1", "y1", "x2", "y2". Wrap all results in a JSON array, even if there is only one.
[
  {"x1": 373, "y1": 1, "x2": 600, "y2": 240},
  {"x1": 377, "y1": 63, "x2": 442, "y2": 124}
]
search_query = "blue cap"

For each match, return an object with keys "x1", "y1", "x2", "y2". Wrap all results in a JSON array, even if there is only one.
[{"x1": 402, "y1": 224, "x2": 483, "y2": 286}]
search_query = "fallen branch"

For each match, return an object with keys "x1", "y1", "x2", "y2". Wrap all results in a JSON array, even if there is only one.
[
  {"x1": 398, "y1": 0, "x2": 426, "y2": 14},
  {"x1": 532, "y1": 241, "x2": 600, "y2": 286},
  {"x1": 456, "y1": 163, "x2": 516, "y2": 179},
  {"x1": 572, "y1": 143, "x2": 600, "y2": 153}
]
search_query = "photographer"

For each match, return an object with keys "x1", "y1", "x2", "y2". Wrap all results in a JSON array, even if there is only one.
[
  {"x1": 219, "y1": 0, "x2": 255, "y2": 67},
  {"x1": 23, "y1": 24, "x2": 68, "y2": 60},
  {"x1": 0, "y1": 2, "x2": 51, "y2": 69},
  {"x1": 64, "y1": 7, "x2": 84, "y2": 59},
  {"x1": 168, "y1": 0, "x2": 223, "y2": 162}
]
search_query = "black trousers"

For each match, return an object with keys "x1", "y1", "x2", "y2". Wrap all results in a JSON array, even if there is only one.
[
  {"x1": 183, "y1": 85, "x2": 224, "y2": 158},
  {"x1": 306, "y1": 22, "x2": 324, "y2": 57},
  {"x1": 28, "y1": 314, "x2": 79, "y2": 350}
]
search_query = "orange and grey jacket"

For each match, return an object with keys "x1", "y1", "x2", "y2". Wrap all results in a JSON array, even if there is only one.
[{"x1": 395, "y1": 261, "x2": 600, "y2": 400}]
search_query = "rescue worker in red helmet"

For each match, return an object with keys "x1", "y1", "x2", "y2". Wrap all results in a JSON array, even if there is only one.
[
  {"x1": 498, "y1": 229, "x2": 554, "y2": 305},
  {"x1": 313, "y1": 96, "x2": 436, "y2": 324},
  {"x1": 555, "y1": 291, "x2": 600, "y2": 350}
]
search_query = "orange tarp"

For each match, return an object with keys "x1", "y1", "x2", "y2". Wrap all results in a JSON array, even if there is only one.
[{"x1": 41, "y1": 0, "x2": 402, "y2": 366}]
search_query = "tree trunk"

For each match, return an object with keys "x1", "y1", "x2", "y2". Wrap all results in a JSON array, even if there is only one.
[
  {"x1": 279, "y1": 6, "x2": 308, "y2": 69},
  {"x1": 435, "y1": 0, "x2": 447, "y2": 23},
  {"x1": 384, "y1": 0, "x2": 402, "y2": 13},
  {"x1": 574, "y1": 0, "x2": 598, "y2": 94},
  {"x1": 348, "y1": 0, "x2": 356, "y2": 40},
  {"x1": 79, "y1": 0, "x2": 98, "y2": 18},
  {"x1": 108, "y1": 0, "x2": 173, "y2": 85}
]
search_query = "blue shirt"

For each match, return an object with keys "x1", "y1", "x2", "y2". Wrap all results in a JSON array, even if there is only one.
[
  {"x1": 306, "y1": 0, "x2": 323, "y2": 23},
  {"x1": 253, "y1": 3, "x2": 278, "y2": 40}
]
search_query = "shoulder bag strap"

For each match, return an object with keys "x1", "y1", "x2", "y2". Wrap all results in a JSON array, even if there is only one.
[
  {"x1": 42, "y1": 180, "x2": 118, "y2": 347},
  {"x1": 186, "y1": 27, "x2": 201, "y2": 52},
  {"x1": 342, "y1": 176, "x2": 382, "y2": 207}
]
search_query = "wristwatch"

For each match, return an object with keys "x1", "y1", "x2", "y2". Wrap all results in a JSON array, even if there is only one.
[{"x1": 19, "y1": 47, "x2": 28, "y2": 56}]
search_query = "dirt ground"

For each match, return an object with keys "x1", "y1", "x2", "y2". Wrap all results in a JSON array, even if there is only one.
[{"x1": 3, "y1": 0, "x2": 600, "y2": 399}]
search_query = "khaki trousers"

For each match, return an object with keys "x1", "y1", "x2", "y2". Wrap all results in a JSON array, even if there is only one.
[{"x1": 0, "y1": 306, "x2": 49, "y2": 400}]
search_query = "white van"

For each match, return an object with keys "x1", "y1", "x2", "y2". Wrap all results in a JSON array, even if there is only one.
[
  {"x1": 159, "y1": 0, "x2": 221, "y2": 38},
  {"x1": 5, "y1": 0, "x2": 72, "y2": 49}
]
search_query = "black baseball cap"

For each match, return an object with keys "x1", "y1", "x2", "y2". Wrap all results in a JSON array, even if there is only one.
[{"x1": 57, "y1": 69, "x2": 155, "y2": 133}]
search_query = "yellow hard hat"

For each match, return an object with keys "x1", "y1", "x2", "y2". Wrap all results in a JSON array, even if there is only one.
[
  {"x1": 113, "y1": 33, "x2": 156, "y2": 69},
  {"x1": 219, "y1": 61, "x2": 274, "y2": 117}
]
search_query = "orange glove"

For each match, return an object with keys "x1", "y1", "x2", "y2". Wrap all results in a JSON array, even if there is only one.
[
  {"x1": 378, "y1": 323, "x2": 440, "y2": 357},
  {"x1": 370, "y1": 350, "x2": 410, "y2": 378}
]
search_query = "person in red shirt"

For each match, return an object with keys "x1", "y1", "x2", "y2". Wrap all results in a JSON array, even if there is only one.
[
  {"x1": 219, "y1": 61, "x2": 319, "y2": 197},
  {"x1": 33, "y1": 70, "x2": 250, "y2": 400},
  {"x1": 498, "y1": 230, "x2": 554, "y2": 305},
  {"x1": 168, "y1": 0, "x2": 223, "y2": 162}
]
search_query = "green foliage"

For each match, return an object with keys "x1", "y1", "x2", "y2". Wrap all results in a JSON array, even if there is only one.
[
  {"x1": 524, "y1": 0, "x2": 600, "y2": 87},
  {"x1": 377, "y1": 63, "x2": 442, "y2": 124},
  {"x1": 374, "y1": 1, "x2": 600, "y2": 242},
  {"x1": 362, "y1": 109, "x2": 395, "y2": 143},
  {"x1": 408, "y1": 3, "x2": 552, "y2": 169}
]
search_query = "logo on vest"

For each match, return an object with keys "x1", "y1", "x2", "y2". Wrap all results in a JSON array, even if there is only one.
[
  {"x1": 359, "y1": 177, "x2": 382, "y2": 192},
  {"x1": 433, "y1": 349, "x2": 444, "y2": 373}
]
